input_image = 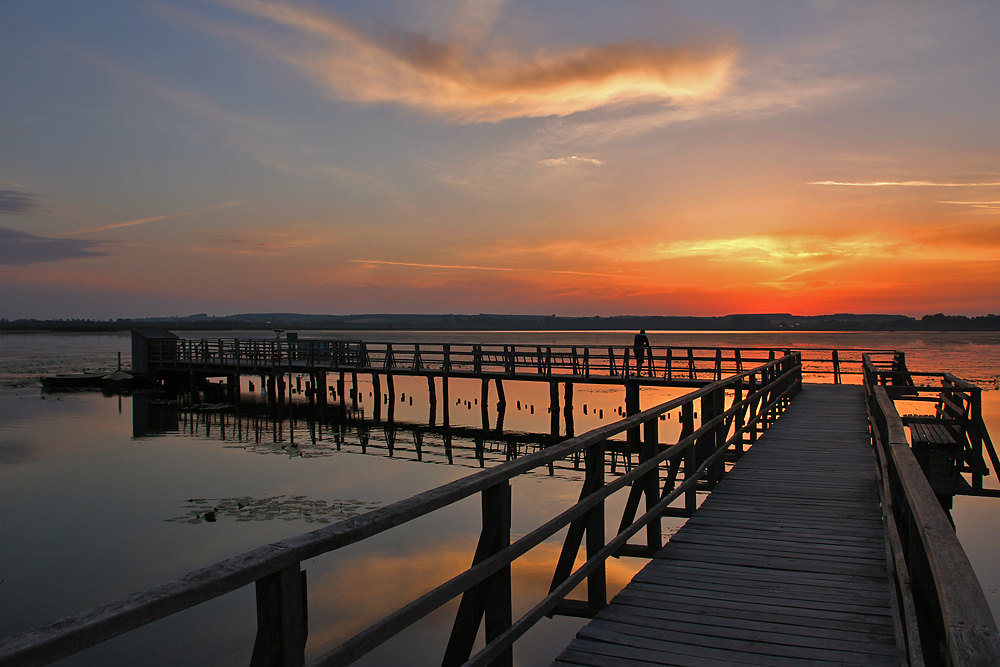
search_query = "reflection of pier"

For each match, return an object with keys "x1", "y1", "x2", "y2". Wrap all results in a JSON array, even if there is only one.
[{"x1": 133, "y1": 394, "x2": 653, "y2": 481}]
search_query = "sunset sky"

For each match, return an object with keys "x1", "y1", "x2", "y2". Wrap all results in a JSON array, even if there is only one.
[{"x1": 2, "y1": 1, "x2": 999, "y2": 319}]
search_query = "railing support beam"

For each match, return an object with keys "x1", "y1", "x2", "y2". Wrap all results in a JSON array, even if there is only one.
[{"x1": 250, "y1": 564, "x2": 308, "y2": 667}]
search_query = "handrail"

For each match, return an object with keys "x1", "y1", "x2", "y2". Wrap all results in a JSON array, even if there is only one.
[
  {"x1": 147, "y1": 338, "x2": 790, "y2": 382},
  {"x1": 864, "y1": 357, "x2": 1000, "y2": 666},
  {"x1": 0, "y1": 354, "x2": 802, "y2": 666},
  {"x1": 865, "y1": 360, "x2": 1000, "y2": 498},
  {"x1": 142, "y1": 337, "x2": 903, "y2": 388}
]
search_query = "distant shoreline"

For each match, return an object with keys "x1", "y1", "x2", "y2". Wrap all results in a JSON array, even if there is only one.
[{"x1": 2, "y1": 312, "x2": 998, "y2": 333}]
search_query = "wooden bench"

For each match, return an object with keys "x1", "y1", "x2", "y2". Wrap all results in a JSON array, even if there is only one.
[
  {"x1": 906, "y1": 418, "x2": 961, "y2": 448},
  {"x1": 903, "y1": 414, "x2": 985, "y2": 501}
]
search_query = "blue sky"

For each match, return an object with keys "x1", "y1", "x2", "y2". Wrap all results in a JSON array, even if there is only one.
[{"x1": 2, "y1": 0, "x2": 999, "y2": 318}]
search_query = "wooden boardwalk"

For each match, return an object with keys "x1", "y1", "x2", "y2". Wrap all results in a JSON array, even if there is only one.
[{"x1": 553, "y1": 383, "x2": 899, "y2": 667}]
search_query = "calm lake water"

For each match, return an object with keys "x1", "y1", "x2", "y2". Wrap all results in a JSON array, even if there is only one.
[{"x1": 1, "y1": 330, "x2": 998, "y2": 666}]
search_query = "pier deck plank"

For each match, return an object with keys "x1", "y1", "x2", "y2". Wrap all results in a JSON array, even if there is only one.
[{"x1": 552, "y1": 384, "x2": 898, "y2": 666}]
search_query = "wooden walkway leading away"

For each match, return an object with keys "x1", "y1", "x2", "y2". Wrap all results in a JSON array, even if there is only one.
[{"x1": 553, "y1": 384, "x2": 899, "y2": 667}]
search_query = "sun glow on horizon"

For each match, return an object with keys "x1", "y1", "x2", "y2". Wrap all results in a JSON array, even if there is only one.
[{"x1": 1, "y1": 2, "x2": 998, "y2": 319}]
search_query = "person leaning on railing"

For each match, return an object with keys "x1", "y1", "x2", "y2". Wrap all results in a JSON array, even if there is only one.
[{"x1": 633, "y1": 330, "x2": 651, "y2": 376}]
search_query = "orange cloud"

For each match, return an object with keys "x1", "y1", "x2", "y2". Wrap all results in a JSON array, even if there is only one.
[
  {"x1": 210, "y1": 0, "x2": 738, "y2": 122},
  {"x1": 939, "y1": 200, "x2": 1000, "y2": 210},
  {"x1": 346, "y1": 258, "x2": 627, "y2": 279},
  {"x1": 810, "y1": 180, "x2": 1000, "y2": 187},
  {"x1": 539, "y1": 156, "x2": 605, "y2": 167}
]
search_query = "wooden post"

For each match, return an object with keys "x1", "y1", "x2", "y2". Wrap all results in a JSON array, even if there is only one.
[
  {"x1": 564, "y1": 382, "x2": 575, "y2": 438},
  {"x1": 267, "y1": 375, "x2": 277, "y2": 405},
  {"x1": 614, "y1": 414, "x2": 663, "y2": 557},
  {"x1": 681, "y1": 402, "x2": 697, "y2": 513},
  {"x1": 372, "y1": 373, "x2": 382, "y2": 422},
  {"x1": 832, "y1": 349, "x2": 841, "y2": 384},
  {"x1": 385, "y1": 425, "x2": 396, "y2": 457},
  {"x1": 585, "y1": 440, "x2": 606, "y2": 610},
  {"x1": 316, "y1": 371, "x2": 327, "y2": 405},
  {"x1": 442, "y1": 376, "x2": 450, "y2": 427},
  {"x1": 495, "y1": 378, "x2": 506, "y2": 433},
  {"x1": 386, "y1": 374, "x2": 395, "y2": 422},
  {"x1": 712, "y1": 387, "x2": 726, "y2": 484},
  {"x1": 481, "y1": 378, "x2": 490, "y2": 431},
  {"x1": 442, "y1": 482, "x2": 512, "y2": 667},
  {"x1": 414, "y1": 430, "x2": 424, "y2": 461},
  {"x1": 337, "y1": 372, "x2": 345, "y2": 411},
  {"x1": 549, "y1": 381, "x2": 560, "y2": 438},
  {"x1": 427, "y1": 376, "x2": 437, "y2": 426},
  {"x1": 625, "y1": 381, "x2": 640, "y2": 450},
  {"x1": 494, "y1": 377, "x2": 506, "y2": 409},
  {"x1": 970, "y1": 389, "x2": 985, "y2": 492},
  {"x1": 250, "y1": 564, "x2": 307, "y2": 667},
  {"x1": 698, "y1": 392, "x2": 717, "y2": 487},
  {"x1": 733, "y1": 378, "x2": 745, "y2": 457},
  {"x1": 643, "y1": 418, "x2": 662, "y2": 551}
]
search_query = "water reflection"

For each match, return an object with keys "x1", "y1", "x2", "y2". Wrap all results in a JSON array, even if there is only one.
[{"x1": 131, "y1": 387, "x2": 657, "y2": 483}]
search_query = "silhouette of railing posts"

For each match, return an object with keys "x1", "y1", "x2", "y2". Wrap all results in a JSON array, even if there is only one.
[{"x1": 864, "y1": 356, "x2": 1000, "y2": 667}]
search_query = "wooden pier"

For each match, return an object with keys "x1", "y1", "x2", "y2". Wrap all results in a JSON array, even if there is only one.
[
  {"x1": 3, "y1": 344, "x2": 999, "y2": 667},
  {"x1": 553, "y1": 384, "x2": 900, "y2": 667}
]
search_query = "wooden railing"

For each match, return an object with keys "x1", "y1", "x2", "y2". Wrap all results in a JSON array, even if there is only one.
[
  {"x1": 0, "y1": 354, "x2": 801, "y2": 667},
  {"x1": 865, "y1": 360, "x2": 999, "y2": 498},
  {"x1": 797, "y1": 348, "x2": 904, "y2": 384},
  {"x1": 145, "y1": 337, "x2": 902, "y2": 386},
  {"x1": 148, "y1": 338, "x2": 791, "y2": 382},
  {"x1": 863, "y1": 356, "x2": 1000, "y2": 666}
]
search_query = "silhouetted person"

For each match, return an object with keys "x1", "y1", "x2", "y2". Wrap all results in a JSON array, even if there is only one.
[{"x1": 633, "y1": 330, "x2": 651, "y2": 376}]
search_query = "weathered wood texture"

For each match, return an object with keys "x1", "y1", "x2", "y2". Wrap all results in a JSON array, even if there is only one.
[{"x1": 553, "y1": 384, "x2": 898, "y2": 667}]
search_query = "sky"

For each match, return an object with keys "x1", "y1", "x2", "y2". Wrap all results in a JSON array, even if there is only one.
[{"x1": 1, "y1": 0, "x2": 999, "y2": 319}]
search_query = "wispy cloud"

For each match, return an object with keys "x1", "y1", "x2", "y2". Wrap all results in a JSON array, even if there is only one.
[
  {"x1": 205, "y1": 0, "x2": 737, "y2": 122},
  {"x1": 434, "y1": 74, "x2": 861, "y2": 197},
  {"x1": 810, "y1": 180, "x2": 1000, "y2": 187},
  {"x1": 0, "y1": 190, "x2": 42, "y2": 215},
  {"x1": 349, "y1": 258, "x2": 623, "y2": 278},
  {"x1": 647, "y1": 234, "x2": 902, "y2": 268},
  {"x1": 539, "y1": 156, "x2": 604, "y2": 167},
  {"x1": 63, "y1": 200, "x2": 245, "y2": 235},
  {"x1": 938, "y1": 200, "x2": 1000, "y2": 210},
  {"x1": 0, "y1": 227, "x2": 109, "y2": 265}
]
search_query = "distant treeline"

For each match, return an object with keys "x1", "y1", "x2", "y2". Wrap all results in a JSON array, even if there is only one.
[{"x1": 2, "y1": 312, "x2": 999, "y2": 332}]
